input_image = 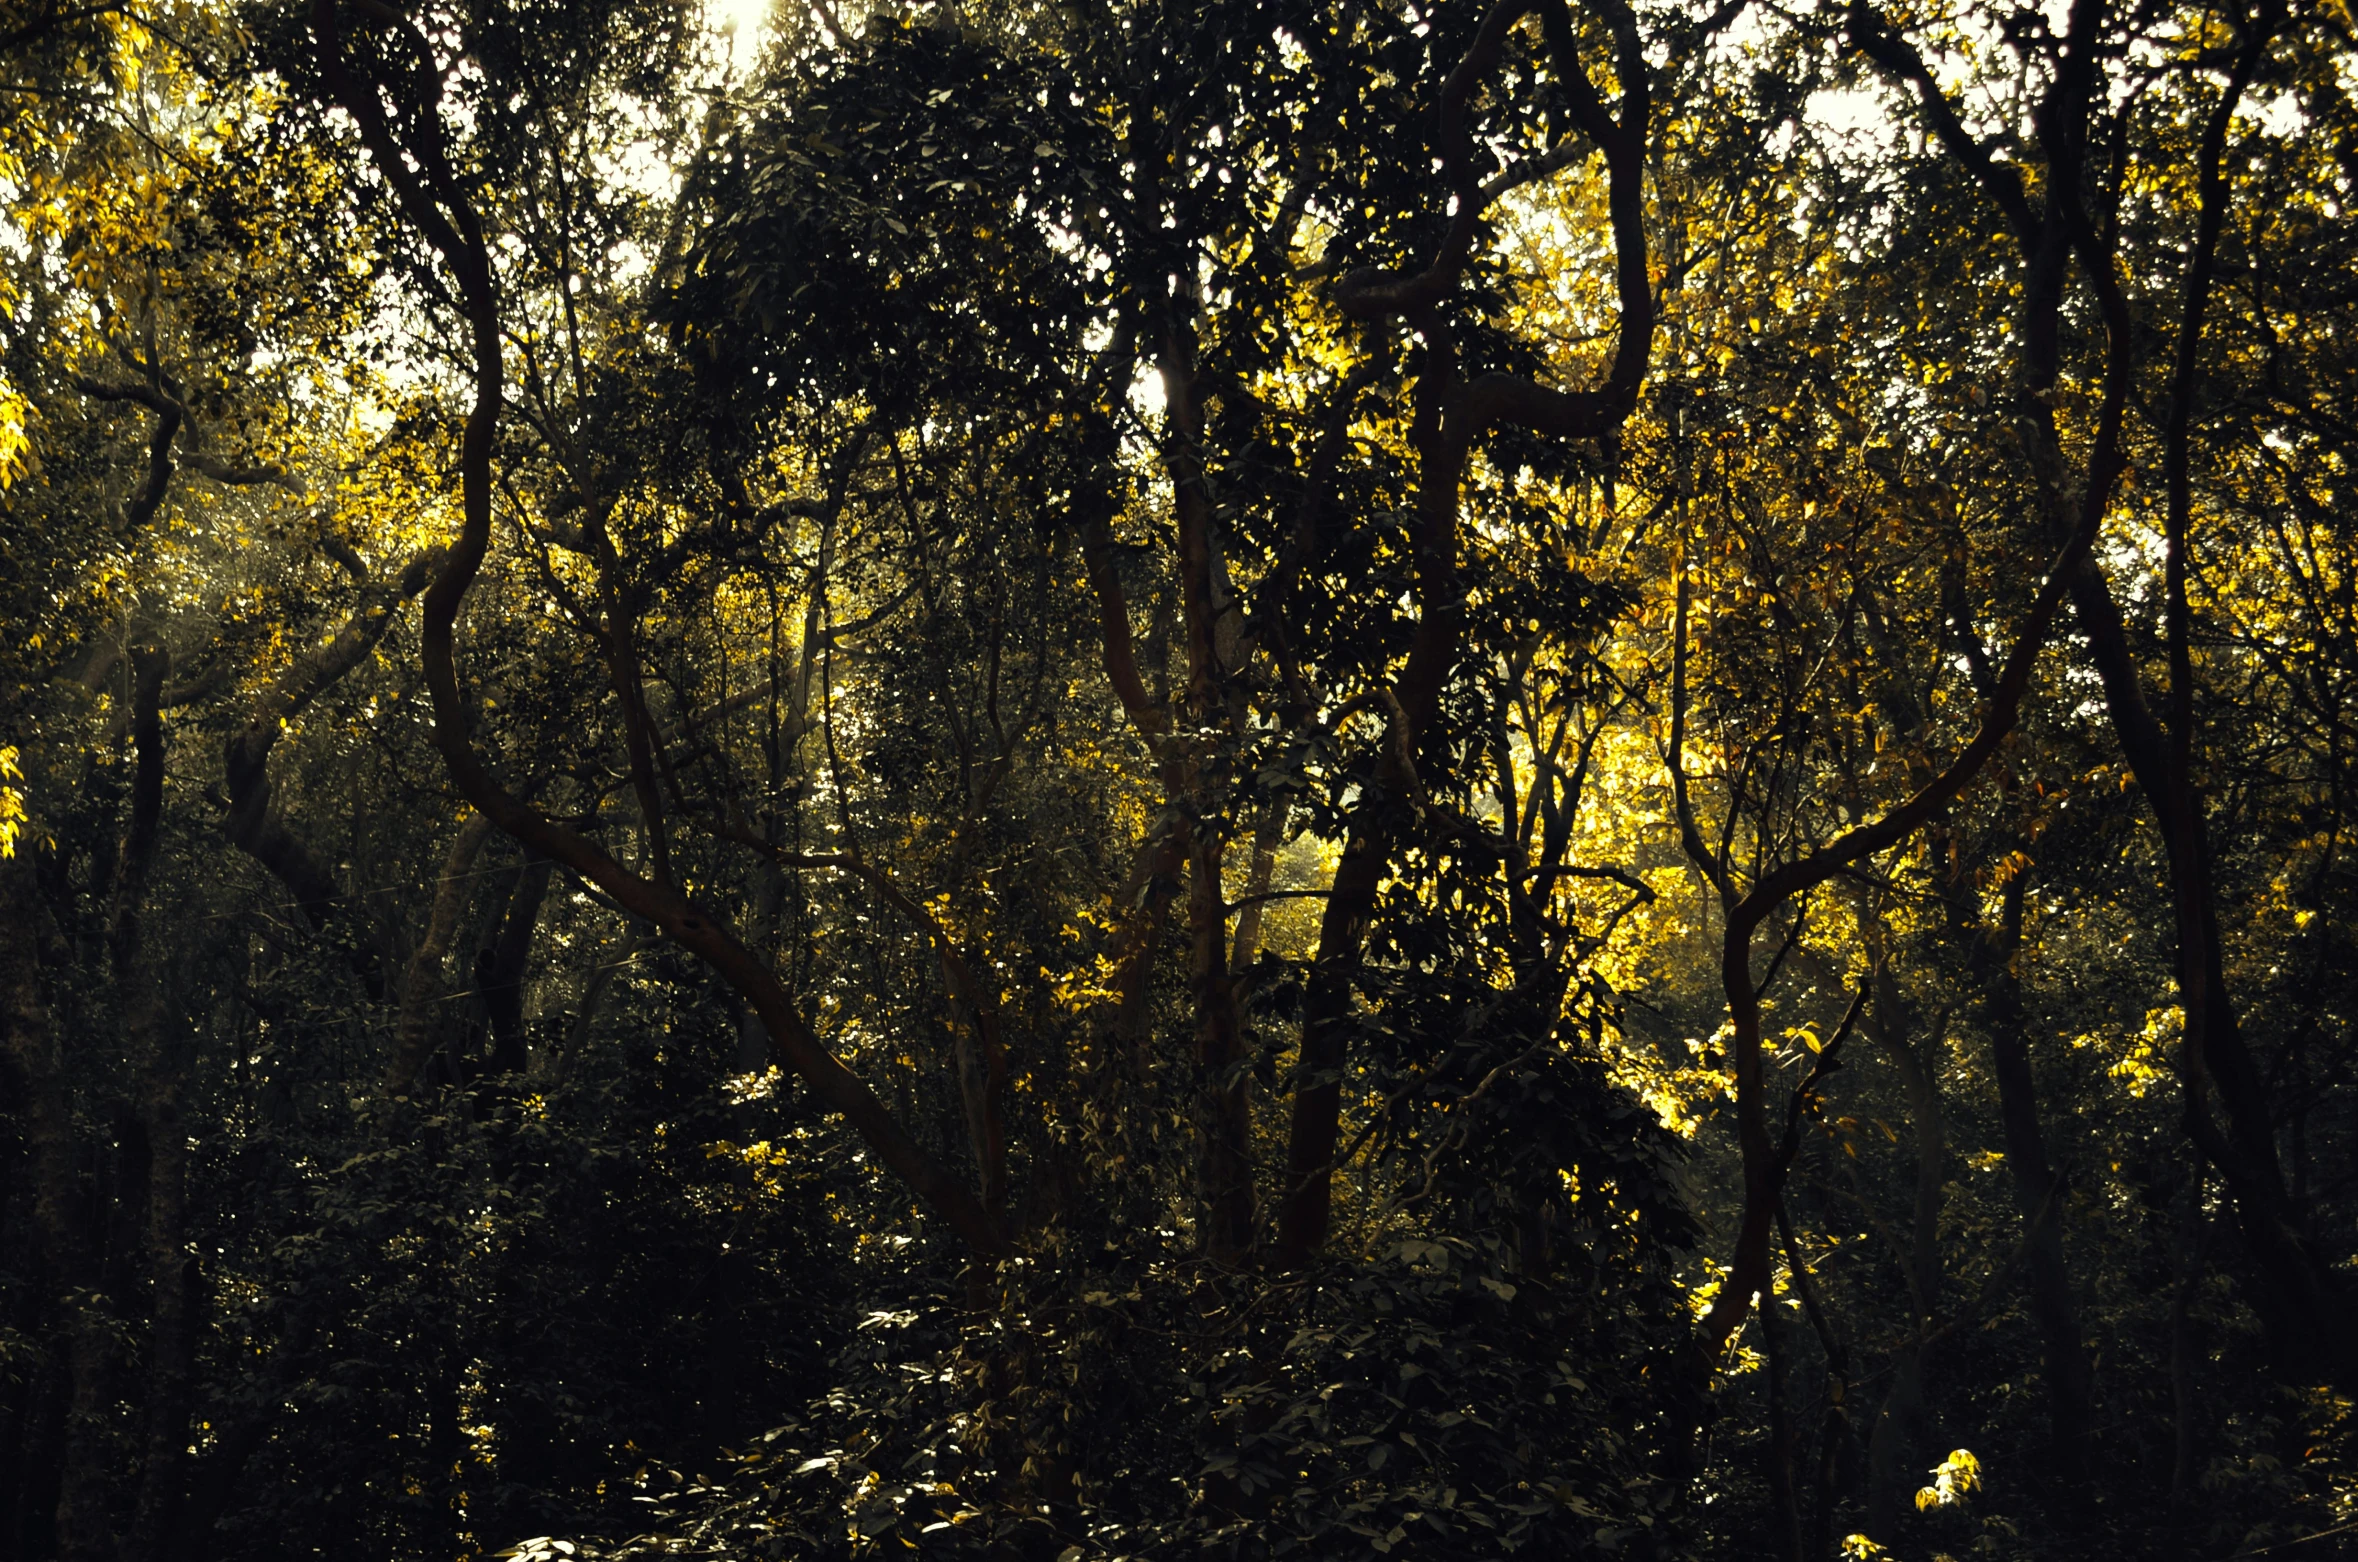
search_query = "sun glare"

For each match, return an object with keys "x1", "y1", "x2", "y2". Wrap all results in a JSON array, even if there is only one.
[{"x1": 706, "y1": 0, "x2": 772, "y2": 73}]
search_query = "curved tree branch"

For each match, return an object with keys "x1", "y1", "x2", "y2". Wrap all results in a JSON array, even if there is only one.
[
  {"x1": 311, "y1": 0, "x2": 1005, "y2": 1258},
  {"x1": 223, "y1": 548, "x2": 440, "y2": 926}
]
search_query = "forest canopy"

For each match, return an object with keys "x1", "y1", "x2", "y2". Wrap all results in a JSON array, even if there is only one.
[{"x1": 2, "y1": 0, "x2": 2355, "y2": 1557}]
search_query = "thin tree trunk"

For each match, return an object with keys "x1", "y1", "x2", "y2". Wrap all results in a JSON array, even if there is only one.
[
  {"x1": 2041, "y1": 0, "x2": 2345, "y2": 1388},
  {"x1": 1978, "y1": 870, "x2": 2091, "y2": 1490},
  {"x1": 1227, "y1": 810, "x2": 1280, "y2": 977},
  {"x1": 126, "y1": 1084, "x2": 194, "y2": 1562},
  {"x1": 1866, "y1": 1349, "x2": 1927, "y2": 1543},
  {"x1": 1863, "y1": 952, "x2": 1941, "y2": 1547},
  {"x1": 479, "y1": 852, "x2": 553, "y2": 1076},
  {"x1": 1162, "y1": 310, "x2": 1255, "y2": 1264},
  {"x1": 1782, "y1": 1199, "x2": 1852, "y2": 1562},
  {"x1": 116, "y1": 645, "x2": 198, "y2": 1562},
  {"x1": 386, "y1": 812, "x2": 495, "y2": 1093},
  {"x1": 1276, "y1": 815, "x2": 1387, "y2": 1257},
  {"x1": 2170, "y1": 1166, "x2": 2213, "y2": 1501},
  {"x1": 2064, "y1": 560, "x2": 2349, "y2": 1387},
  {"x1": 1761, "y1": 1281, "x2": 1807, "y2": 1562},
  {"x1": 1, "y1": 861, "x2": 115, "y2": 1562},
  {"x1": 1105, "y1": 820, "x2": 1185, "y2": 1073},
  {"x1": 424, "y1": 1312, "x2": 465, "y2": 1562},
  {"x1": 1189, "y1": 828, "x2": 1254, "y2": 1262}
]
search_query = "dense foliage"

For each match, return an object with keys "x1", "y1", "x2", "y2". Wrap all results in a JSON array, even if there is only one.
[{"x1": 3, "y1": 0, "x2": 2354, "y2": 1557}]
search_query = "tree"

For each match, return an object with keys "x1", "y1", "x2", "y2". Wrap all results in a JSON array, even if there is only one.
[{"x1": 3, "y1": 0, "x2": 2354, "y2": 1557}]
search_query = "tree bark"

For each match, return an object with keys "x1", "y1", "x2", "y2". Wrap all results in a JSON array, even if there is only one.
[{"x1": 1276, "y1": 812, "x2": 1388, "y2": 1258}]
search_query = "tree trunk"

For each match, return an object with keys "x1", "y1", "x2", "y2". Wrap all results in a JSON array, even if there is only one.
[
  {"x1": 480, "y1": 852, "x2": 553, "y2": 1076},
  {"x1": 1866, "y1": 1348, "x2": 1928, "y2": 1543},
  {"x1": 125, "y1": 1082, "x2": 194, "y2": 1562},
  {"x1": 1189, "y1": 827, "x2": 1254, "y2": 1262},
  {"x1": 386, "y1": 812, "x2": 495, "y2": 1093},
  {"x1": 1275, "y1": 818, "x2": 1386, "y2": 1258},
  {"x1": 1781, "y1": 1200, "x2": 1853, "y2": 1562},
  {"x1": 1161, "y1": 304, "x2": 1257, "y2": 1263},
  {"x1": 1761, "y1": 1282, "x2": 1808, "y2": 1562},
  {"x1": 1864, "y1": 956, "x2": 1942, "y2": 1547},
  {"x1": 1975, "y1": 869, "x2": 2092, "y2": 1490},
  {"x1": 1, "y1": 861, "x2": 115, "y2": 1562},
  {"x1": 1227, "y1": 810, "x2": 1280, "y2": 977},
  {"x1": 110, "y1": 641, "x2": 198, "y2": 1562},
  {"x1": 2063, "y1": 559, "x2": 2352, "y2": 1389},
  {"x1": 2169, "y1": 1166, "x2": 2213, "y2": 1502}
]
